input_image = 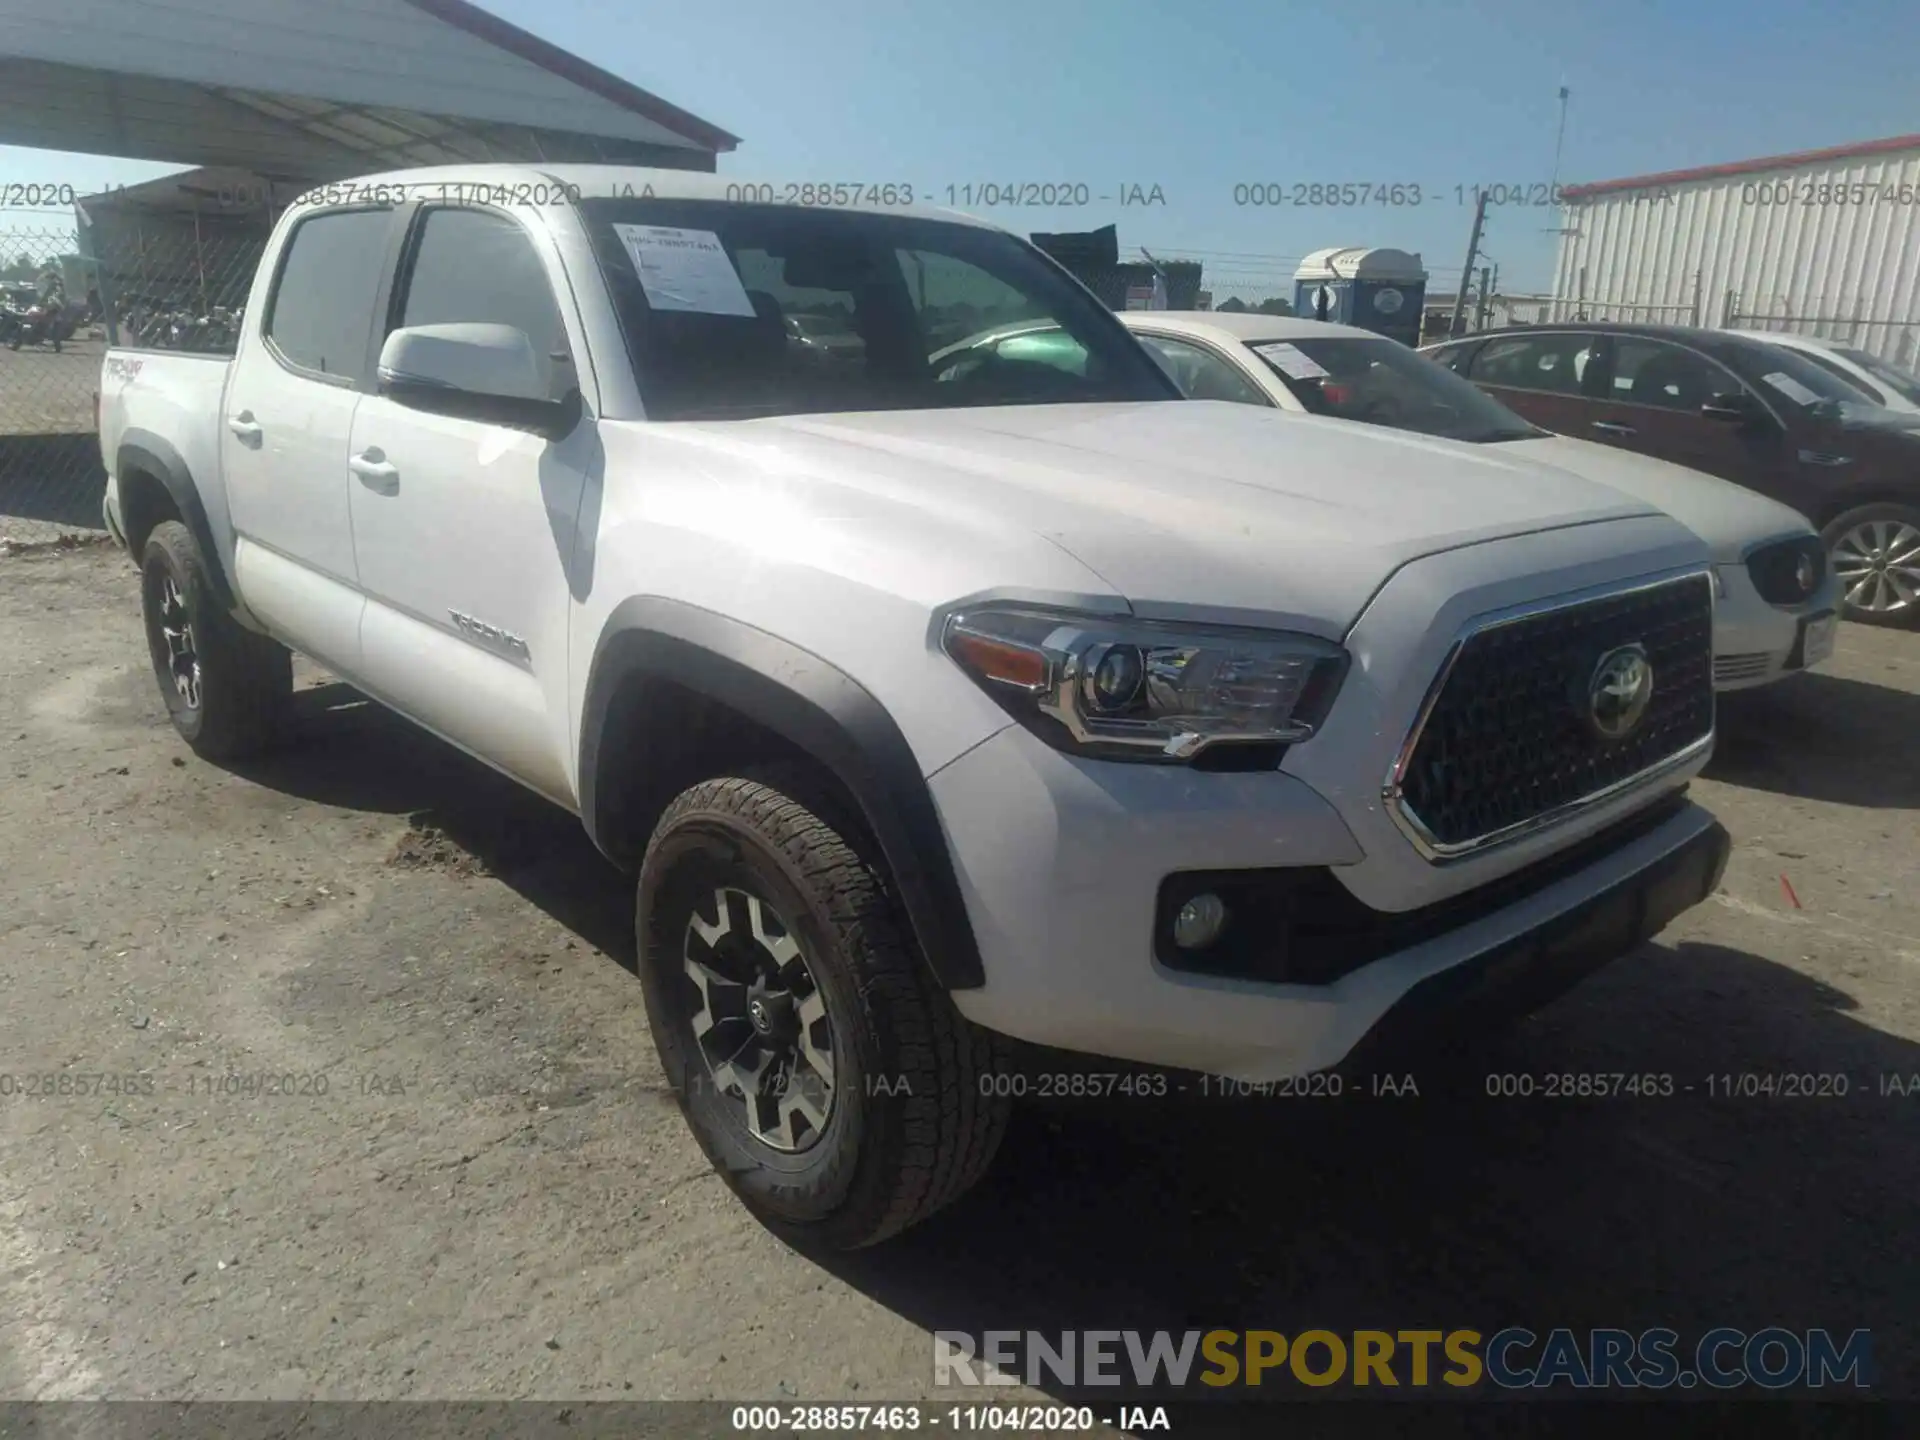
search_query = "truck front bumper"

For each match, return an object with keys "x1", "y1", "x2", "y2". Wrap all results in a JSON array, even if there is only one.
[{"x1": 932, "y1": 724, "x2": 1729, "y2": 1082}]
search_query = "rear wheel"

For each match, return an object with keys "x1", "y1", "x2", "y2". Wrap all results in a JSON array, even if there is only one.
[
  {"x1": 140, "y1": 520, "x2": 291, "y2": 758},
  {"x1": 1823, "y1": 502, "x2": 1920, "y2": 628},
  {"x1": 637, "y1": 773, "x2": 1009, "y2": 1249}
]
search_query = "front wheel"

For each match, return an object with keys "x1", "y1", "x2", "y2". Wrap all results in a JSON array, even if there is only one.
[
  {"x1": 637, "y1": 773, "x2": 1010, "y2": 1249},
  {"x1": 140, "y1": 520, "x2": 291, "y2": 758},
  {"x1": 1824, "y1": 502, "x2": 1920, "y2": 628}
]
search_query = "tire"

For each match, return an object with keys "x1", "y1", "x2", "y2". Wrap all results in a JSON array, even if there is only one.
[
  {"x1": 139, "y1": 520, "x2": 291, "y2": 758},
  {"x1": 637, "y1": 772, "x2": 1010, "y2": 1249},
  {"x1": 1822, "y1": 502, "x2": 1920, "y2": 628}
]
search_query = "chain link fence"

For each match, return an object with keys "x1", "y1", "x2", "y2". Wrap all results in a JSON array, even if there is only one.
[
  {"x1": 1724, "y1": 297, "x2": 1920, "y2": 370},
  {"x1": 0, "y1": 217, "x2": 107, "y2": 540},
  {"x1": 2, "y1": 187, "x2": 280, "y2": 541}
]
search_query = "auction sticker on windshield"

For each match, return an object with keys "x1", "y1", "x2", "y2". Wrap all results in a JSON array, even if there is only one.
[
  {"x1": 1761, "y1": 371, "x2": 1822, "y2": 406},
  {"x1": 613, "y1": 224, "x2": 756, "y2": 316},
  {"x1": 1252, "y1": 341, "x2": 1331, "y2": 380}
]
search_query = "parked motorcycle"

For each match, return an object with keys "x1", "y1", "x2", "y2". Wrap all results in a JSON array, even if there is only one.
[{"x1": 2, "y1": 300, "x2": 80, "y2": 352}]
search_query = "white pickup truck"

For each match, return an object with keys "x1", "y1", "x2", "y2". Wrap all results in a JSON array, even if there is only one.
[{"x1": 100, "y1": 164, "x2": 1731, "y2": 1248}]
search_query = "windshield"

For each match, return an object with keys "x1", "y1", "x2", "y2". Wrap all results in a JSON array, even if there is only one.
[
  {"x1": 788, "y1": 312, "x2": 854, "y2": 339},
  {"x1": 1248, "y1": 333, "x2": 1541, "y2": 443},
  {"x1": 1836, "y1": 347, "x2": 1920, "y2": 407},
  {"x1": 579, "y1": 199, "x2": 1175, "y2": 420},
  {"x1": 1734, "y1": 338, "x2": 1881, "y2": 415}
]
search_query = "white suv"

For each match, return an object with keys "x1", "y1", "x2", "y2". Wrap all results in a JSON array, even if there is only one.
[{"x1": 100, "y1": 165, "x2": 1731, "y2": 1247}]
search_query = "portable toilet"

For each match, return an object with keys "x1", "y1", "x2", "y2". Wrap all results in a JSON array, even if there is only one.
[{"x1": 1292, "y1": 247, "x2": 1427, "y2": 346}]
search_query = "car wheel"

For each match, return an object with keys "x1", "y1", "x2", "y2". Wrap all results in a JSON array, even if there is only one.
[
  {"x1": 637, "y1": 772, "x2": 1010, "y2": 1249},
  {"x1": 1823, "y1": 502, "x2": 1920, "y2": 628},
  {"x1": 140, "y1": 520, "x2": 291, "y2": 758}
]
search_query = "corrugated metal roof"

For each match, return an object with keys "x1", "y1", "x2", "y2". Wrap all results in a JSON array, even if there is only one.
[
  {"x1": 400, "y1": 0, "x2": 737, "y2": 153},
  {"x1": 0, "y1": 0, "x2": 736, "y2": 174},
  {"x1": 1562, "y1": 133, "x2": 1920, "y2": 199}
]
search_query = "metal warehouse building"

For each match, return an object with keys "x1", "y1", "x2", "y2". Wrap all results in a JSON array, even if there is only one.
[{"x1": 1550, "y1": 133, "x2": 1920, "y2": 365}]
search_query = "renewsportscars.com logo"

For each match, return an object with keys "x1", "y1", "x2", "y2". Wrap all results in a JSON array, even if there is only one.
[{"x1": 933, "y1": 1328, "x2": 1874, "y2": 1391}]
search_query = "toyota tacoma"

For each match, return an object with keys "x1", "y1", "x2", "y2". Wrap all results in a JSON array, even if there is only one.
[{"x1": 99, "y1": 165, "x2": 1731, "y2": 1247}]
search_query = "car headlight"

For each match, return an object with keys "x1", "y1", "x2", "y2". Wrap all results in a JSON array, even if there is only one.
[
  {"x1": 942, "y1": 607, "x2": 1348, "y2": 764},
  {"x1": 1746, "y1": 535, "x2": 1826, "y2": 607}
]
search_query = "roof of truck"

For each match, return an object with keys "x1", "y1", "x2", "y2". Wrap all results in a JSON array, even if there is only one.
[{"x1": 297, "y1": 164, "x2": 1004, "y2": 230}]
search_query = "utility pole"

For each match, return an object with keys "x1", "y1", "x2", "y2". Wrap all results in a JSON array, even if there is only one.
[
  {"x1": 1449, "y1": 187, "x2": 1489, "y2": 337},
  {"x1": 1477, "y1": 265, "x2": 1493, "y2": 330}
]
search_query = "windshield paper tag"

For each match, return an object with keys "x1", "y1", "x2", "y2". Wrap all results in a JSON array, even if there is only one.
[
  {"x1": 1252, "y1": 341, "x2": 1331, "y2": 380},
  {"x1": 1761, "y1": 371, "x2": 1822, "y2": 406},
  {"x1": 613, "y1": 224, "x2": 756, "y2": 317}
]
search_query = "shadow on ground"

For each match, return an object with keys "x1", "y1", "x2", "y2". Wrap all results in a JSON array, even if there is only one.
[
  {"x1": 1711, "y1": 668, "x2": 1920, "y2": 809},
  {"x1": 0, "y1": 433, "x2": 107, "y2": 529},
  {"x1": 225, "y1": 680, "x2": 1917, "y2": 1419},
  {"x1": 229, "y1": 680, "x2": 635, "y2": 963},
  {"x1": 824, "y1": 941, "x2": 1918, "y2": 1415}
]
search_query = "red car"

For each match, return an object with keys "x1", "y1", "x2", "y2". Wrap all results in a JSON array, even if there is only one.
[{"x1": 1424, "y1": 323, "x2": 1920, "y2": 627}]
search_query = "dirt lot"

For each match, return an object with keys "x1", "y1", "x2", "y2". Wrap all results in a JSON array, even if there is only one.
[{"x1": 2, "y1": 544, "x2": 1917, "y2": 1412}]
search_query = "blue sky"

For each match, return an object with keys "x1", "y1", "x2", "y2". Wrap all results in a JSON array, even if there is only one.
[{"x1": 4, "y1": 0, "x2": 1917, "y2": 295}]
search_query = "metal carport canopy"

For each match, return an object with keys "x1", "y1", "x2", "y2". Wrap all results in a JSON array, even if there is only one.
[{"x1": 0, "y1": 0, "x2": 738, "y2": 176}]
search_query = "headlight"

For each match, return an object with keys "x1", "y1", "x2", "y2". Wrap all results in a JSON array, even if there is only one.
[
  {"x1": 942, "y1": 607, "x2": 1348, "y2": 764},
  {"x1": 1746, "y1": 535, "x2": 1826, "y2": 607}
]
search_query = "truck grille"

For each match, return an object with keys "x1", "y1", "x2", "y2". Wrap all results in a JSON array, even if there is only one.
[{"x1": 1391, "y1": 572, "x2": 1714, "y2": 857}]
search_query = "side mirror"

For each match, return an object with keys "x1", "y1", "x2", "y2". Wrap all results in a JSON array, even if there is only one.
[
  {"x1": 377, "y1": 323, "x2": 580, "y2": 440},
  {"x1": 1700, "y1": 390, "x2": 1766, "y2": 426}
]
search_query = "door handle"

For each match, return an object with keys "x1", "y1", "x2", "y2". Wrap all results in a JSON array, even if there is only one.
[
  {"x1": 350, "y1": 449, "x2": 399, "y2": 493},
  {"x1": 1590, "y1": 420, "x2": 1637, "y2": 437},
  {"x1": 226, "y1": 411, "x2": 262, "y2": 441}
]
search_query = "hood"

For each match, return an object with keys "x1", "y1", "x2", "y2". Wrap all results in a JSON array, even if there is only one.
[
  {"x1": 1500, "y1": 434, "x2": 1816, "y2": 559},
  {"x1": 672, "y1": 401, "x2": 1669, "y2": 634}
]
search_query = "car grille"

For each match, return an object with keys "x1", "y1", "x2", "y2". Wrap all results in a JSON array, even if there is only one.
[
  {"x1": 1393, "y1": 573, "x2": 1714, "y2": 856},
  {"x1": 1713, "y1": 652, "x2": 1774, "y2": 685}
]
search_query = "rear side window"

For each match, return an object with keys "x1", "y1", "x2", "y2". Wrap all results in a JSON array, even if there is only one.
[
  {"x1": 1467, "y1": 332, "x2": 1599, "y2": 396},
  {"x1": 397, "y1": 208, "x2": 571, "y2": 398},
  {"x1": 264, "y1": 209, "x2": 394, "y2": 382}
]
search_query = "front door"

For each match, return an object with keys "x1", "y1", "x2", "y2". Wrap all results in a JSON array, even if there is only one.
[
  {"x1": 1585, "y1": 336, "x2": 1787, "y2": 492},
  {"x1": 345, "y1": 204, "x2": 595, "y2": 806},
  {"x1": 220, "y1": 205, "x2": 398, "y2": 668}
]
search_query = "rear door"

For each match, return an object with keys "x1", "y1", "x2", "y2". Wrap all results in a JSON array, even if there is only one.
[
  {"x1": 345, "y1": 203, "x2": 594, "y2": 806},
  {"x1": 221, "y1": 205, "x2": 400, "y2": 668},
  {"x1": 1586, "y1": 336, "x2": 1791, "y2": 493},
  {"x1": 1461, "y1": 329, "x2": 1605, "y2": 434}
]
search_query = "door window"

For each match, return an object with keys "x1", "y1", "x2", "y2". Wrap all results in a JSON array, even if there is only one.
[
  {"x1": 396, "y1": 208, "x2": 571, "y2": 397},
  {"x1": 1607, "y1": 339, "x2": 1738, "y2": 411},
  {"x1": 1134, "y1": 334, "x2": 1271, "y2": 405},
  {"x1": 1468, "y1": 332, "x2": 1598, "y2": 396},
  {"x1": 264, "y1": 209, "x2": 394, "y2": 382}
]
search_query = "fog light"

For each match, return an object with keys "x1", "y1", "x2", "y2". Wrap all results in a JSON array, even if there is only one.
[{"x1": 1172, "y1": 892, "x2": 1229, "y2": 950}]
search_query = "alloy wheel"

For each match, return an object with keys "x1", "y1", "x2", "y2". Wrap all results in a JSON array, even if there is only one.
[
  {"x1": 1831, "y1": 518, "x2": 1920, "y2": 616},
  {"x1": 155, "y1": 574, "x2": 202, "y2": 710},
  {"x1": 681, "y1": 885, "x2": 836, "y2": 1153}
]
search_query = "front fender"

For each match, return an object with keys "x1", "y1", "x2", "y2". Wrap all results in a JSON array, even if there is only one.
[{"x1": 579, "y1": 597, "x2": 986, "y2": 990}]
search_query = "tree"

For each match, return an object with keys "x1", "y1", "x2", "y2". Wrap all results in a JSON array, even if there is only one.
[
  {"x1": 1255, "y1": 296, "x2": 1294, "y2": 317},
  {"x1": 1216, "y1": 295, "x2": 1248, "y2": 313}
]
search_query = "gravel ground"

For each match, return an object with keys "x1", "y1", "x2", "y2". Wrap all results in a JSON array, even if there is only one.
[
  {"x1": 1, "y1": 544, "x2": 1917, "y2": 1413},
  {"x1": 0, "y1": 337, "x2": 105, "y2": 436}
]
